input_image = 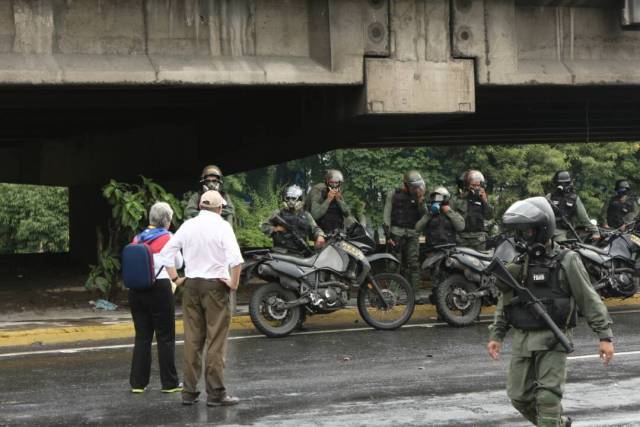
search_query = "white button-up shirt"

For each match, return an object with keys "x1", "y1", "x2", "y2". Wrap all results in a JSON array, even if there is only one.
[{"x1": 158, "y1": 210, "x2": 244, "y2": 280}]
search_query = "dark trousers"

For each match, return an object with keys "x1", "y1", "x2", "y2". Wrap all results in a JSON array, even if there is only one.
[{"x1": 129, "y1": 279, "x2": 180, "y2": 389}]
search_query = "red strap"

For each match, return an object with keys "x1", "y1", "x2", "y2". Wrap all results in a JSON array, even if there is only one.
[{"x1": 147, "y1": 234, "x2": 171, "y2": 254}]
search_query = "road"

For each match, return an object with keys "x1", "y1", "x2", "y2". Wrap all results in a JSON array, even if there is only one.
[{"x1": 2, "y1": 309, "x2": 640, "y2": 426}]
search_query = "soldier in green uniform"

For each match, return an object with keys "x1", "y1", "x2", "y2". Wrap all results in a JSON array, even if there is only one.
[
  {"x1": 416, "y1": 186, "x2": 465, "y2": 248},
  {"x1": 487, "y1": 197, "x2": 614, "y2": 427},
  {"x1": 184, "y1": 165, "x2": 235, "y2": 224},
  {"x1": 308, "y1": 170, "x2": 353, "y2": 235},
  {"x1": 451, "y1": 170, "x2": 494, "y2": 251},
  {"x1": 546, "y1": 171, "x2": 598, "y2": 242},
  {"x1": 600, "y1": 179, "x2": 639, "y2": 230},
  {"x1": 383, "y1": 170, "x2": 427, "y2": 293},
  {"x1": 261, "y1": 185, "x2": 325, "y2": 255}
]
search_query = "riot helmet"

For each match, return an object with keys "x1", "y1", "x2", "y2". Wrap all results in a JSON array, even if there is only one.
[
  {"x1": 465, "y1": 170, "x2": 486, "y2": 188},
  {"x1": 552, "y1": 170, "x2": 573, "y2": 193},
  {"x1": 325, "y1": 169, "x2": 344, "y2": 190},
  {"x1": 615, "y1": 179, "x2": 631, "y2": 196},
  {"x1": 403, "y1": 170, "x2": 426, "y2": 197},
  {"x1": 429, "y1": 186, "x2": 450, "y2": 215},
  {"x1": 456, "y1": 171, "x2": 467, "y2": 192},
  {"x1": 283, "y1": 185, "x2": 305, "y2": 211},
  {"x1": 502, "y1": 197, "x2": 556, "y2": 258},
  {"x1": 200, "y1": 165, "x2": 224, "y2": 192}
]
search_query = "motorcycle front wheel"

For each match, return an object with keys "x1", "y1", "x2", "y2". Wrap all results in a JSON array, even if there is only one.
[
  {"x1": 357, "y1": 273, "x2": 415, "y2": 330},
  {"x1": 434, "y1": 274, "x2": 482, "y2": 327},
  {"x1": 249, "y1": 282, "x2": 302, "y2": 338}
]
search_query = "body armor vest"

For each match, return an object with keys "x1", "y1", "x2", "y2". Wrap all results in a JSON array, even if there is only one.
[
  {"x1": 390, "y1": 189, "x2": 421, "y2": 229},
  {"x1": 464, "y1": 198, "x2": 485, "y2": 233},
  {"x1": 317, "y1": 189, "x2": 344, "y2": 234},
  {"x1": 550, "y1": 191, "x2": 578, "y2": 227},
  {"x1": 504, "y1": 252, "x2": 577, "y2": 331},
  {"x1": 607, "y1": 196, "x2": 634, "y2": 229},
  {"x1": 272, "y1": 209, "x2": 312, "y2": 253},
  {"x1": 425, "y1": 214, "x2": 456, "y2": 246}
]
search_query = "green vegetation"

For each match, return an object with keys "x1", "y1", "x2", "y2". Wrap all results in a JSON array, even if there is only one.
[
  {"x1": 228, "y1": 142, "x2": 640, "y2": 242},
  {"x1": 85, "y1": 177, "x2": 183, "y2": 299},
  {"x1": 0, "y1": 183, "x2": 69, "y2": 254}
]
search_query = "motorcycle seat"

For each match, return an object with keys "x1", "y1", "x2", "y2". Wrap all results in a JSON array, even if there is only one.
[
  {"x1": 576, "y1": 243, "x2": 609, "y2": 255},
  {"x1": 457, "y1": 247, "x2": 494, "y2": 261},
  {"x1": 271, "y1": 253, "x2": 318, "y2": 267}
]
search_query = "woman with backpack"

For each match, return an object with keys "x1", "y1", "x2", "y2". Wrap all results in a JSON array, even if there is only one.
[{"x1": 128, "y1": 202, "x2": 184, "y2": 394}]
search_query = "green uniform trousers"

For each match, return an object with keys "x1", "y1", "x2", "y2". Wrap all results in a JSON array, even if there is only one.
[
  {"x1": 182, "y1": 278, "x2": 231, "y2": 400},
  {"x1": 508, "y1": 349, "x2": 567, "y2": 427},
  {"x1": 456, "y1": 232, "x2": 487, "y2": 251},
  {"x1": 390, "y1": 232, "x2": 420, "y2": 293}
]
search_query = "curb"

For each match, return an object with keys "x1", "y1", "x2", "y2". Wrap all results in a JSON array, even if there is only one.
[{"x1": 2, "y1": 296, "x2": 640, "y2": 348}]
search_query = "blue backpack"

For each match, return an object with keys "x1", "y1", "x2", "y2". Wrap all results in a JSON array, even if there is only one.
[{"x1": 122, "y1": 228, "x2": 170, "y2": 290}]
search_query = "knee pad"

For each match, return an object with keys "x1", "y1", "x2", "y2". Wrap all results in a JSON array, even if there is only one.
[{"x1": 536, "y1": 389, "x2": 561, "y2": 412}]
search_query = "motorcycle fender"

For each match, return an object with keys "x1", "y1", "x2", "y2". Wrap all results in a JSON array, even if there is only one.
[
  {"x1": 366, "y1": 253, "x2": 400, "y2": 265},
  {"x1": 267, "y1": 260, "x2": 305, "y2": 279},
  {"x1": 422, "y1": 252, "x2": 446, "y2": 270}
]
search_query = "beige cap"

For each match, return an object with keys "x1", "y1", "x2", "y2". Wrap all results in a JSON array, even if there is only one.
[{"x1": 200, "y1": 190, "x2": 227, "y2": 208}]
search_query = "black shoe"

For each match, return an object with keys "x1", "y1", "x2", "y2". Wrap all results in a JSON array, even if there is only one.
[
  {"x1": 564, "y1": 417, "x2": 573, "y2": 427},
  {"x1": 182, "y1": 392, "x2": 200, "y2": 406},
  {"x1": 207, "y1": 394, "x2": 240, "y2": 407}
]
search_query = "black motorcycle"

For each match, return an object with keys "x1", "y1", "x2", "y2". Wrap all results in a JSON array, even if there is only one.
[
  {"x1": 561, "y1": 224, "x2": 640, "y2": 298},
  {"x1": 242, "y1": 221, "x2": 415, "y2": 337},
  {"x1": 421, "y1": 237, "x2": 519, "y2": 327}
]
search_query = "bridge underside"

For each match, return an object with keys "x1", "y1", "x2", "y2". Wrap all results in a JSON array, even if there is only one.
[{"x1": 1, "y1": 84, "x2": 639, "y2": 189}]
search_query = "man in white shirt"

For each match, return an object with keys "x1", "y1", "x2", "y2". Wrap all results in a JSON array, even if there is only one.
[{"x1": 160, "y1": 190, "x2": 244, "y2": 407}]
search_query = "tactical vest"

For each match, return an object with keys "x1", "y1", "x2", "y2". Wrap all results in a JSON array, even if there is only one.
[
  {"x1": 390, "y1": 189, "x2": 421, "y2": 229},
  {"x1": 549, "y1": 191, "x2": 578, "y2": 227},
  {"x1": 317, "y1": 189, "x2": 344, "y2": 234},
  {"x1": 425, "y1": 214, "x2": 456, "y2": 246},
  {"x1": 464, "y1": 198, "x2": 485, "y2": 233},
  {"x1": 504, "y1": 252, "x2": 577, "y2": 331},
  {"x1": 607, "y1": 196, "x2": 634, "y2": 229},
  {"x1": 272, "y1": 209, "x2": 312, "y2": 253}
]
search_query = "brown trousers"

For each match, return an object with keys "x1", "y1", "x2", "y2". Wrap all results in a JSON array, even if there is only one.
[{"x1": 182, "y1": 278, "x2": 231, "y2": 399}]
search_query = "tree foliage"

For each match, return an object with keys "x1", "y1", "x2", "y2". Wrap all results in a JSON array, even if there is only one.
[{"x1": 0, "y1": 183, "x2": 69, "y2": 254}]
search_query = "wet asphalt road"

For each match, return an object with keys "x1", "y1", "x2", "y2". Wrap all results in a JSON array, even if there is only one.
[{"x1": 2, "y1": 310, "x2": 640, "y2": 426}]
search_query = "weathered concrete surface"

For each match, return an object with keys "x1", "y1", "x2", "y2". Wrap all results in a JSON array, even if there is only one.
[{"x1": 452, "y1": 0, "x2": 640, "y2": 85}]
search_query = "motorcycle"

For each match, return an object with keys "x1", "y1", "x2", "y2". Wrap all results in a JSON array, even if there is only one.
[
  {"x1": 561, "y1": 222, "x2": 640, "y2": 298},
  {"x1": 242, "y1": 219, "x2": 415, "y2": 337},
  {"x1": 421, "y1": 237, "x2": 519, "y2": 327}
]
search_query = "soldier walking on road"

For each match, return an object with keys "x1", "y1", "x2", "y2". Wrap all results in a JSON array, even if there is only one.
[
  {"x1": 451, "y1": 170, "x2": 494, "y2": 251},
  {"x1": 487, "y1": 197, "x2": 614, "y2": 427},
  {"x1": 383, "y1": 170, "x2": 427, "y2": 294}
]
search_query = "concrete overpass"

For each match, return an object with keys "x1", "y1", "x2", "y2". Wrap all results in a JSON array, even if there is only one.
[{"x1": 1, "y1": 0, "x2": 640, "y2": 261}]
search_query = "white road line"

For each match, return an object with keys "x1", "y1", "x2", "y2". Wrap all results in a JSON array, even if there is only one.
[{"x1": 0, "y1": 309, "x2": 637, "y2": 359}]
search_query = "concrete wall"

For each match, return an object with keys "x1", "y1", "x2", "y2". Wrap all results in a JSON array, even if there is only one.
[{"x1": 452, "y1": 0, "x2": 640, "y2": 84}]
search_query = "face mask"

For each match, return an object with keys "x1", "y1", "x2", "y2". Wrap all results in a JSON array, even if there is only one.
[
  {"x1": 430, "y1": 202, "x2": 441, "y2": 215},
  {"x1": 557, "y1": 184, "x2": 573, "y2": 193},
  {"x1": 327, "y1": 182, "x2": 341, "y2": 190},
  {"x1": 617, "y1": 188, "x2": 629, "y2": 197},
  {"x1": 203, "y1": 180, "x2": 221, "y2": 192}
]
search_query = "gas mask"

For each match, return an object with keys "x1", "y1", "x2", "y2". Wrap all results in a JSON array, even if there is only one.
[
  {"x1": 327, "y1": 181, "x2": 342, "y2": 191},
  {"x1": 430, "y1": 202, "x2": 441, "y2": 215},
  {"x1": 284, "y1": 197, "x2": 304, "y2": 211},
  {"x1": 556, "y1": 183, "x2": 574, "y2": 194},
  {"x1": 514, "y1": 228, "x2": 547, "y2": 259},
  {"x1": 202, "y1": 179, "x2": 221, "y2": 192}
]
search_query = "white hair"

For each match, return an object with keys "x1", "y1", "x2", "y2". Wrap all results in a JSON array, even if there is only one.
[{"x1": 149, "y1": 202, "x2": 173, "y2": 228}]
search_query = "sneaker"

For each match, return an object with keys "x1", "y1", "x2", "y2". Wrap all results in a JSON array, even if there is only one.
[
  {"x1": 130, "y1": 387, "x2": 147, "y2": 394},
  {"x1": 162, "y1": 383, "x2": 183, "y2": 394},
  {"x1": 182, "y1": 392, "x2": 200, "y2": 406},
  {"x1": 207, "y1": 394, "x2": 240, "y2": 407}
]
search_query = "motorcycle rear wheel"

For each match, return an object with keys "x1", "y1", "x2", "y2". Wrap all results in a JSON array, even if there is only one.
[
  {"x1": 434, "y1": 274, "x2": 482, "y2": 327},
  {"x1": 357, "y1": 273, "x2": 415, "y2": 330},
  {"x1": 249, "y1": 282, "x2": 302, "y2": 338}
]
